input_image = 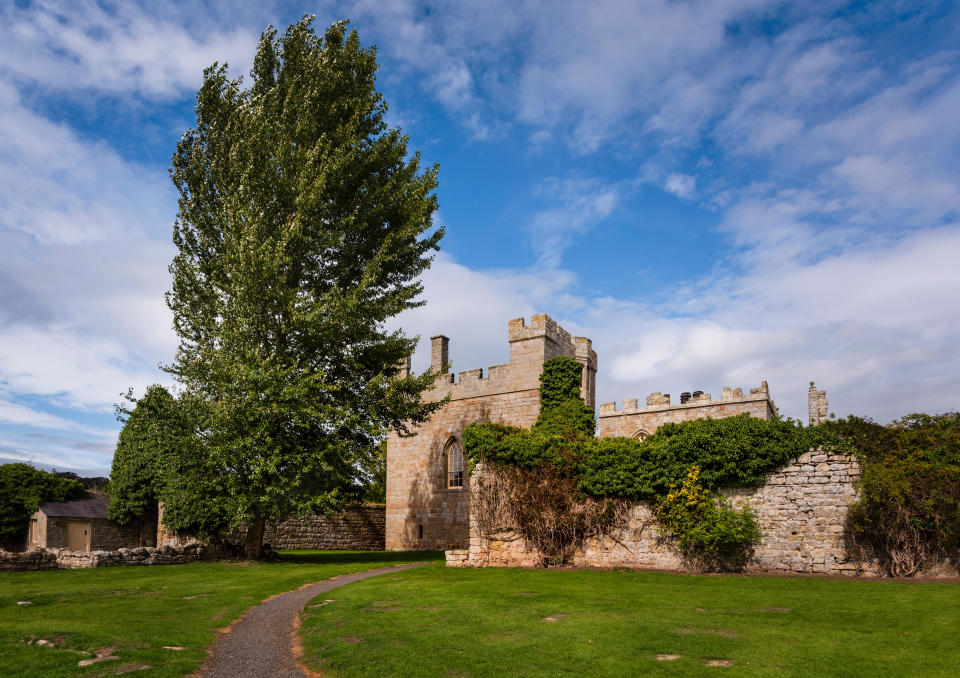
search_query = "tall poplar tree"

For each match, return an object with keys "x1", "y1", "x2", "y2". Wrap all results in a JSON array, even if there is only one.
[{"x1": 167, "y1": 17, "x2": 444, "y2": 557}]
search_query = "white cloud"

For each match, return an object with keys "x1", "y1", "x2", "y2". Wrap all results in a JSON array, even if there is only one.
[
  {"x1": 526, "y1": 177, "x2": 620, "y2": 268},
  {"x1": 664, "y1": 173, "x2": 696, "y2": 199},
  {"x1": 0, "y1": 79, "x2": 176, "y2": 422},
  {"x1": 395, "y1": 253, "x2": 575, "y2": 375},
  {"x1": 0, "y1": 0, "x2": 258, "y2": 97},
  {"x1": 394, "y1": 217, "x2": 960, "y2": 427},
  {"x1": 0, "y1": 400, "x2": 111, "y2": 437},
  {"x1": 2, "y1": 0, "x2": 959, "y2": 473}
]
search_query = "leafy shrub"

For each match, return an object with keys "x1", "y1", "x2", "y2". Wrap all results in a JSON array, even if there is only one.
[
  {"x1": 109, "y1": 385, "x2": 181, "y2": 524},
  {"x1": 654, "y1": 466, "x2": 761, "y2": 572},
  {"x1": 0, "y1": 463, "x2": 85, "y2": 549},
  {"x1": 827, "y1": 414, "x2": 960, "y2": 576}
]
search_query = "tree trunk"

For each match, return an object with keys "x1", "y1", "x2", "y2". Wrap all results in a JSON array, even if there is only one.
[{"x1": 244, "y1": 512, "x2": 265, "y2": 560}]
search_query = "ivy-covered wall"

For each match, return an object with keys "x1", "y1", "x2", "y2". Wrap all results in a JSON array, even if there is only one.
[{"x1": 449, "y1": 449, "x2": 867, "y2": 574}]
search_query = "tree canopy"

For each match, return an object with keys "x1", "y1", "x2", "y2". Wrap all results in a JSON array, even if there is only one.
[
  {"x1": 0, "y1": 463, "x2": 85, "y2": 549},
  {"x1": 108, "y1": 385, "x2": 179, "y2": 525},
  {"x1": 167, "y1": 17, "x2": 444, "y2": 556}
]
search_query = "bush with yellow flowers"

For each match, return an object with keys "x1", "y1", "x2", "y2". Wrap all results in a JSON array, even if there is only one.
[{"x1": 654, "y1": 466, "x2": 762, "y2": 572}]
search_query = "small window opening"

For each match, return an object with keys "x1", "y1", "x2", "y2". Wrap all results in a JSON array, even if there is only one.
[
  {"x1": 633, "y1": 429, "x2": 650, "y2": 442},
  {"x1": 418, "y1": 524, "x2": 424, "y2": 540},
  {"x1": 445, "y1": 437, "x2": 464, "y2": 489}
]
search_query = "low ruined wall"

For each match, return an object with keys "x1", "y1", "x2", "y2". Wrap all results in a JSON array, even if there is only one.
[
  {"x1": 723, "y1": 450, "x2": 861, "y2": 574},
  {"x1": 226, "y1": 505, "x2": 386, "y2": 551},
  {"x1": 0, "y1": 543, "x2": 220, "y2": 571},
  {"x1": 450, "y1": 450, "x2": 871, "y2": 575}
]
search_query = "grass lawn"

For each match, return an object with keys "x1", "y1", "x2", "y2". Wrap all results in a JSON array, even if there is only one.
[
  {"x1": 0, "y1": 550, "x2": 440, "y2": 678},
  {"x1": 298, "y1": 564, "x2": 960, "y2": 677}
]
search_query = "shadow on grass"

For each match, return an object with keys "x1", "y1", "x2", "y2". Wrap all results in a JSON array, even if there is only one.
[{"x1": 276, "y1": 550, "x2": 445, "y2": 565}]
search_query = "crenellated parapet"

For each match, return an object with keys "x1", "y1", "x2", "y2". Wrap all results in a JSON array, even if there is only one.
[
  {"x1": 596, "y1": 381, "x2": 776, "y2": 439},
  {"x1": 420, "y1": 314, "x2": 597, "y2": 410}
]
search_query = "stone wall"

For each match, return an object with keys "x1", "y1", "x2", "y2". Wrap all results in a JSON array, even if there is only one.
[
  {"x1": 723, "y1": 450, "x2": 860, "y2": 574},
  {"x1": 597, "y1": 382, "x2": 775, "y2": 439},
  {"x1": 386, "y1": 314, "x2": 597, "y2": 551},
  {"x1": 253, "y1": 505, "x2": 385, "y2": 550},
  {"x1": 451, "y1": 450, "x2": 874, "y2": 575},
  {"x1": 223, "y1": 504, "x2": 386, "y2": 551},
  {"x1": 0, "y1": 542, "x2": 220, "y2": 571}
]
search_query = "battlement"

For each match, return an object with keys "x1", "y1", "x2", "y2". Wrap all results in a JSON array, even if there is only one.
[
  {"x1": 422, "y1": 314, "x2": 597, "y2": 409},
  {"x1": 506, "y1": 312, "x2": 567, "y2": 341},
  {"x1": 598, "y1": 381, "x2": 771, "y2": 416}
]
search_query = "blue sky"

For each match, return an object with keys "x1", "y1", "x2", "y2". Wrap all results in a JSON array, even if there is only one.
[{"x1": 1, "y1": 0, "x2": 959, "y2": 475}]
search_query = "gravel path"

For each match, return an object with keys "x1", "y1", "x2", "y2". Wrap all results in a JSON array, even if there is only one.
[{"x1": 197, "y1": 562, "x2": 426, "y2": 678}]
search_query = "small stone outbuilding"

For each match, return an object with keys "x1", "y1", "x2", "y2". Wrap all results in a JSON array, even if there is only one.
[{"x1": 27, "y1": 494, "x2": 154, "y2": 552}]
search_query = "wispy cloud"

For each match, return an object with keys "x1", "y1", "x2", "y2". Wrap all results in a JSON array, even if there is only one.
[
  {"x1": 0, "y1": 0, "x2": 258, "y2": 97},
  {"x1": 526, "y1": 177, "x2": 620, "y2": 268}
]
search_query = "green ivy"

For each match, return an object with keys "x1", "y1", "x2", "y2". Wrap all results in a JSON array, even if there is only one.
[
  {"x1": 537, "y1": 357, "x2": 587, "y2": 416},
  {"x1": 580, "y1": 414, "x2": 816, "y2": 500}
]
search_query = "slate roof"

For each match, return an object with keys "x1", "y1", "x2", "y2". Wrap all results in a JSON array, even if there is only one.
[{"x1": 38, "y1": 493, "x2": 109, "y2": 519}]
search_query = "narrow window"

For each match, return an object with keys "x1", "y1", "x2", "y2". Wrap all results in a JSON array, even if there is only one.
[{"x1": 445, "y1": 437, "x2": 464, "y2": 489}]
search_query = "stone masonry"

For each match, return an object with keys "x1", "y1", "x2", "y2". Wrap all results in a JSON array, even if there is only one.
[
  {"x1": 0, "y1": 542, "x2": 220, "y2": 571},
  {"x1": 391, "y1": 311, "x2": 892, "y2": 575},
  {"x1": 808, "y1": 381, "x2": 829, "y2": 426},
  {"x1": 222, "y1": 505, "x2": 385, "y2": 551},
  {"x1": 597, "y1": 382, "x2": 776, "y2": 439},
  {"x1": 449, "y1": 449, "x2": 865, "y2": 575},
  {"x1": 386, "y1": 314, "x2": 597, "y2": 550}
]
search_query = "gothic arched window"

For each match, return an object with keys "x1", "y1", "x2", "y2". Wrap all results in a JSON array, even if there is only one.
[
  {"x1": 633, "y1": 429, "x2": 650, "y2": 442},
  {"x1": 445, "y1": 437, "x2": 464, "y2": 489}
]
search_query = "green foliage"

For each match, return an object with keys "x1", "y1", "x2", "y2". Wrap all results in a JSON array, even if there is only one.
[
  {"x1": 362, "y1": 441, "x2": 387, "y2": 504},
  {"x1": 54, "y1": 472, "x2": 108, "y2": 491},
  {"x1": 109, "y1": 387, "x2": 230, "y2": 538},
  {"x1": 826, "y1": 413, "x2": 960, "y2": 576},
  {"x1": 580, "y1": 414, "x2": 815, "y2": 500},
  {"x1": 0, "y1": 463, "x2": 84, "y2": 548},
  {"x1": 462, "y1": 358, "x2": 595, "y2": 478},
  {"x1": 109, "y1": 385, "x2": 180, "y2": 524},
  {"x1": 654, "y1": 466, "x2": 761, "y2": 572},
  {"x1": 537, "y1": 356, "x2": 586, "y2": 414},
  {"x1": 166, "y1": 17, "x2": 445, "y2": 555}
]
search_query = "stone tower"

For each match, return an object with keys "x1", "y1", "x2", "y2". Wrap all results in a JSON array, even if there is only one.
[
  {"x1": 385, "y1": 314, "x2": 596, "y2": 550},
  {"x1": 808, "y1": 381, "x2": 828, "y2": 426}
]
